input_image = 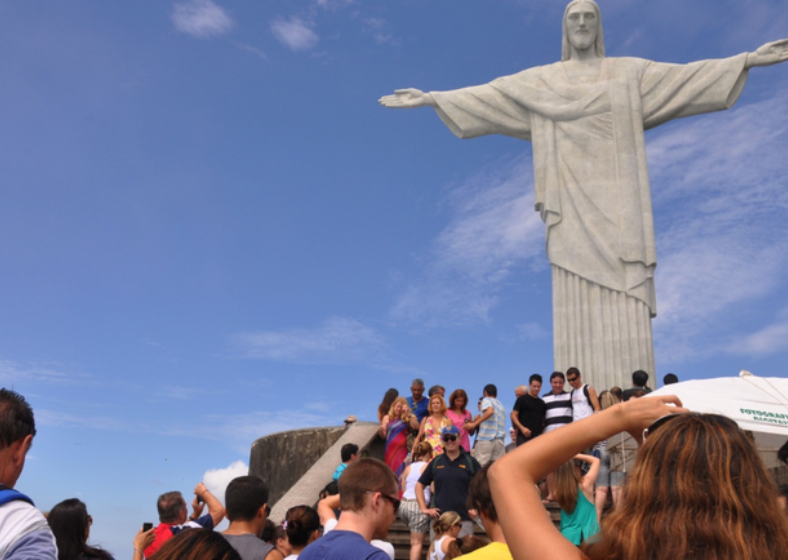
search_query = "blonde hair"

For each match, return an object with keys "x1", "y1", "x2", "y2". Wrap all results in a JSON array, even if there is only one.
[
  {"x1": 428, "y1": 511, "x2": 461, "y2": 558},
  {"x1": 388, "y1": 397, "x2": 412, "y2": 423}
]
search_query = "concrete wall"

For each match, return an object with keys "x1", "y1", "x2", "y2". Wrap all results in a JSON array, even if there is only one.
[{"x1": 249, "y1": 426, "x2": 346, "y2": 507}]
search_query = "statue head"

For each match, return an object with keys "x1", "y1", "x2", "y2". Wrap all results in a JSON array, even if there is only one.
[{"x1": 562, "y1": 0, "x2": 605, "y2": 61}]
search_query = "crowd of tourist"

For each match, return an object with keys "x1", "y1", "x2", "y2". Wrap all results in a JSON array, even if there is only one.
[{"x1": 2, "y1": 366, "x2": 788, "y2": 560}]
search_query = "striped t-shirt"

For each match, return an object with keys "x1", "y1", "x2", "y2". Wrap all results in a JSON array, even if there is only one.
[
  {"x1": 542, "y1": 391, "x2": 573, "y2": 432},
  {"x1": 477, "y1": 397, "x2": 506, "y2": 441}
]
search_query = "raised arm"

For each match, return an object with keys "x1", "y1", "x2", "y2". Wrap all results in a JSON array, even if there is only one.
[
  {"x1": 488, "y1": 396, "x2": 687, "y2": 560},
  {"x1": 576, "y1": 453, "x2": 600, "y2": 495},
  {"x1": 194, "y1": 482, "x2": 225, "y2": 527},
  {"x1": 746, "y1": 39, "x2": 788, "y2": 68},
  {"x1": 318, "y1": 494, "x2": 341, "y2": 526},
  {"x1": 379, "y1": 88, "x2": 436, "y2": 109}
]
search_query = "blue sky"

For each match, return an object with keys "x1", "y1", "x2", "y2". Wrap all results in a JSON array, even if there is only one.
[{"x1": 1, "y1": 0, "x2": 787, "y2": 556}]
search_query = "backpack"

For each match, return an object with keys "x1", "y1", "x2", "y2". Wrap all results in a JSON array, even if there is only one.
[
  {"x1": 0, "y1": 484, "x2": 34, "y2": 507},
  {"x1": 572, "y1": 385, "x2": 592, "y2": 408}
]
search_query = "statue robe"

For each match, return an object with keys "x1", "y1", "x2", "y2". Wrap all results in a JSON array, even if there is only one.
[{"x1": 431, "y1": 55, "x2": 749, "y2": 389}]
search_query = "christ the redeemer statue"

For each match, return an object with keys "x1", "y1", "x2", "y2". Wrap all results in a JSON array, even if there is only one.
[{"x1": 379, "y1": 0, "x2": 788, "y2": 390}]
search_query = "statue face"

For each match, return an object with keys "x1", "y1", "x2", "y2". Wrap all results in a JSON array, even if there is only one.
[{"x1": 565, "y1": 2, "x2": 598, "y2": 52}]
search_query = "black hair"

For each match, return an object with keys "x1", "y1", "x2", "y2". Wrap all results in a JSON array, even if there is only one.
[
  {"x1": 550, "y1": 371, "x2": 565, "y2": 381},
  {"x1": 632, "y1": 369, "x2": 649, "y2": 387},
  {"x1": 285, "y1": 505, "x2": 321, "y2": 547},
  {"x1": 48, "y1": 499, "x2": 113, "y2": 560},
  {"x1": 566, "y1": 367, "x2": 580, "y2": 378},
  {"x1": 483, "y1": 384, "x2": 498, "y2": 397},
  {"x1": 319, "y1": 480, "x2": 339, "y2": 500},
  {"x1": 0, "y1": 388, "x2": 36, "y2": 449},
  {"x1": 260, "y1": 519, "x2": 278, "y2": 544},
  {"x1": 529, "y1": 373, "x2": 543, "y2": 385},
  {"x1": 778, "y1": 440, "x2": 788, "y2": 466},
  {"x1": 428, "y1": 385, "x2": 445, "y2": 397},
  {"x1": 663, "y1": 373, "x2": 679, "y2": 385},
  {"x1": 341, "y1": 443, "x2": 359, "y2": 463},
  {"x1": 226, "y1": 476, "x2": 269, "y2": 522}
]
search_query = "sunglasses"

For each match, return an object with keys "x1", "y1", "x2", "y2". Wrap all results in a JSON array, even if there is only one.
[
  {"x1": 642, "y1": 413, "x2": 684, "y2": 442},
  {"x1": 380, "y1": 493, "x2": 401, "y2": 511},
  {"x1": 366, "y1": 490, "x2": 401, "y2": 511},
  {"x1": 567, "y1": 376, "x2": 578, "y2": 382},
  {"x1": 441, "y1": 435, "x2": 458, "y2": 442}
]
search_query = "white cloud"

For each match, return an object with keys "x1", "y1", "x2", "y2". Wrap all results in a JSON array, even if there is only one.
[
  {"x1": 361, "y1": 17, "x2": 394, "y2": 44},
  {"x1": 517, "y1": 322, "x2": 551, "y2": 341},
  {"x1": 271, "y1": 17, "x2": 319, "y2": 51},
  {"x1": 0, "y1": 360, "x2": 89, "y2": 386},
  {"x1": 235, "y1": 43, "x2": 269, "y2": 61},
  {"x1": 727, "y1": 316, "x2": 788, "y2": 356},
  {"x1": 36, "y1": 409, "x2": 134, "y2": 432},
  {"x1": 390, "y1": 156, "x2": 545, "y2": 328},
  {"x1": 203, "y1": 460, "x2": 249, "y2": 505},
  {"x1": 172, "y1": 0, "x2": 233, "y2": 39},
  {"x1": 649, "y1": 91, "x2": 788, "y2": 361},
  {"x1": 155, "y1": 385, "x2": 219, "y2": 401},
  {"x1": 315, "y1": 0, "x2": 355, "y2": 9},
  {"x1": 230, "y1": 317, "x2": 385, "y2": 364}
]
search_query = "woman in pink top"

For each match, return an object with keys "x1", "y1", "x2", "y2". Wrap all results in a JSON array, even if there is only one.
[{"x1": 445, "y1": 389, "x2": 474, "y2": 452}]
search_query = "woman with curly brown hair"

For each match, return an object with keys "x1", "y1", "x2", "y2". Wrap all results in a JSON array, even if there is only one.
[{"x1": 489, "y1": 395, "x2": 788, "y2": 560}]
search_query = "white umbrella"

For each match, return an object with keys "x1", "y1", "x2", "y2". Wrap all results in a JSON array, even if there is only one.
[{"x1": 609, "y1": 371, "x2": 788, "y2": 471}]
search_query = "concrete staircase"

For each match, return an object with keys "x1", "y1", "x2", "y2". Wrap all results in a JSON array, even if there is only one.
[{"x1": 256, "y1": 421, "x2": 384, "y2": 522}]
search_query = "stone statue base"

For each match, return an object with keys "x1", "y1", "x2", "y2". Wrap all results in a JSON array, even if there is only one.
[{"x1": 553, "y1": 265, "x2": 655, "y2": 390}]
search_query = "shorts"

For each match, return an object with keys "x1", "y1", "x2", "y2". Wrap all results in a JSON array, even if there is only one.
[
  {"x1": 595, "y1": 445, "x2": 624, "y2": 487},
  {"x1": 398, "y1": 499, "x2": 429, "y2": 534},
  {"x1": 473, "y1": 439, "x2": 504, "y2": 466}
]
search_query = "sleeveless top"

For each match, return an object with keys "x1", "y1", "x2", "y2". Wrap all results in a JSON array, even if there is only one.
[
  {"x1": 424, "y1": 416, "x2": 450, "y2": 456},
  {"x1": 560, "y1": 488, "x2": 601, "y2": 545},
  {"x1": 571, "y1": 384, "x2": 595, "y2": 422},
  {"x1": 430, "y1": 536, "x2": 449, "y2": 560},
  {"x1": 402, "y1": 461, "x2": 431, "y2": 502}
]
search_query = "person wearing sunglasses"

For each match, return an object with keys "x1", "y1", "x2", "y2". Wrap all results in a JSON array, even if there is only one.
[
  {"x1": 303, "y1": 458, "x2": 398, "y2": 560},
  {"x1": 416, "y1": 427, "x2": 482, "y2": 539},
  {"x1": 488, "y1": 395, "x2": 788, "y2": 560}
]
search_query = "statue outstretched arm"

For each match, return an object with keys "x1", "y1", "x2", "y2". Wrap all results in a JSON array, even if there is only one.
[
  {"x1": 745, "y1": 39, "x2": 788, "y2": 69},
  {"x1": 378, "y1": 88, "x2": 437, "y2": 109}
]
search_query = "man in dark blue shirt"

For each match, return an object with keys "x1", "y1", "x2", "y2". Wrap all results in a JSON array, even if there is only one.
[
  {"x1": 407, "y1": 378, "x2": 429, "y2": 430},
  {"x1": 300, "y1": 458, "x2": 398, "y2": 560},
  {"x1": 415, "y1": 426, "x2": 481, "y2": 537}
]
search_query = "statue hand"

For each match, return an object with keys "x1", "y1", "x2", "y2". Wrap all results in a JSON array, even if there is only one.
[
  {"x1": 378, "y1": 88, "x2": 435, "y2": 108},
  {"x1": 747, "y1": 39, "x2": 788, "y2": 68}
]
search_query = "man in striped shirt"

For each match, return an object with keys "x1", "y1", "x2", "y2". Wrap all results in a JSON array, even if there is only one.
[
  {"x1": 542, "y1": 372, "x2": 573, "y2": 433},
  {"x1": 466, "y1": 384, "x2": 506, "y2": 466}
]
